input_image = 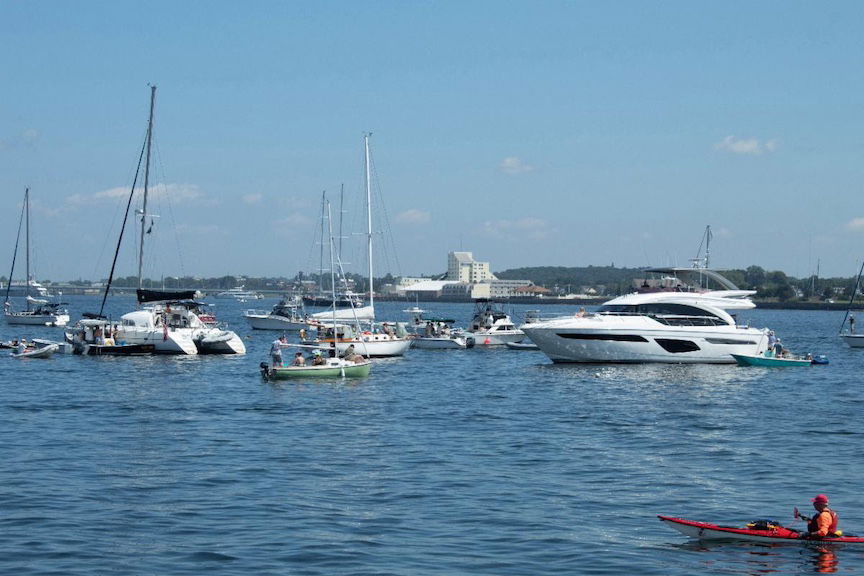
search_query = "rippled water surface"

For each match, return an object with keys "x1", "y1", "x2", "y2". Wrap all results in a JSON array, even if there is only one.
[{"x1": 2, "y1": 297, "x2": 863, "y2": 574}]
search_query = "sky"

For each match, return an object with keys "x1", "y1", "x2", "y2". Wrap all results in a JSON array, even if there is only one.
[{"x1": 2, "y1": 1, "x2": 864, "y2": 283}]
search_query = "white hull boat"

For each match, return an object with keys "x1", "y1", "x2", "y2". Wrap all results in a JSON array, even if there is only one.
[
  {"x1": 842, "y1": 334, "x2": 864, "y2": 348},
  {"x1": 336, "y1": 333, "x2": 412, "y2": 357},
  {"x1": 523, "y1": 267, "x2": 769, "y2": 364},
  {"x1": 5, "y1": 308, "x2": 70, "y2": 327},
  {"x1": 244, "y1": 298, "x2": 308, "y2": 331},
  {"x1": 468, "y1": 300, "x2": 525, "y2": 346},
  {"x1": 116, "y1": 309, "x2": 200, "y2": 355},
  {"x1": 411, "y1": 334, "x2": 474, "y2": 350},
  {"x1": 4, "y1": 189, "x2": 69, "y2": 327},
  {"x1": 11, "y1": 343, "x2": 58, "y2": 359}
]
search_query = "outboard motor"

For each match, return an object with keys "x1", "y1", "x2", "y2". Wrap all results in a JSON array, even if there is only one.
[{"x1": 259, "y1": 362, "x2": 271, "y2": 381}]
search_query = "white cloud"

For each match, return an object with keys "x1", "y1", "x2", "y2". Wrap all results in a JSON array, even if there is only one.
[
  {"x1": 66, "y1": 183, "x2": 204, "y2": 206},
  {"x1": 714, "y1": 136, "x2": 779, "y2": 155},
  {"x1": 499, "y1": 156, "x2": 534, "y2": 174},
  {"x1": 243, "y1": 193, "x2": 262, "y2": 205},
  {"x1": 846, "y1": 218, "x2": 864, "y2": 231},
  {"x1": 396, "y1": 209, "x2": 430, "y2": 224},
  {"x1": 482, "y1": 217, "x2": 551, "y2": 239}
]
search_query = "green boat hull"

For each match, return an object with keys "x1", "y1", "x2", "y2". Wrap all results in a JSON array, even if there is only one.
[{"x1": 262, "y1": 360, "x2": 372, "y2": 380}]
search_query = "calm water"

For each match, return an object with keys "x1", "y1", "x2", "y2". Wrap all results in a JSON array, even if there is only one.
[{"x1": 1, "y1": 296, "x2": 862, "y2": 575}]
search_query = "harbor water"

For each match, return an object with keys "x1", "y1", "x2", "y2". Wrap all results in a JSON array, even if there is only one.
[{"x1": 1, "y1": 296, "x2": 862, "y2": 575}]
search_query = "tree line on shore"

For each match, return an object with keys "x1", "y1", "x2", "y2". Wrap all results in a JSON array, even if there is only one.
[{"x1": 8, "y1": 264, "x2": 861, "y2": 304}]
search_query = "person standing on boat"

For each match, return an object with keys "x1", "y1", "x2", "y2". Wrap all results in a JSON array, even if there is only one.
[
  {"x1": 270, "y1": 335, "x2": 286, "y2": 367},
  {"x1": 851, "y1": 315, "x2": 856, "y2": 334},
  {"x1": 802, "y1": 494, "x2": 840, "y2": 538}
]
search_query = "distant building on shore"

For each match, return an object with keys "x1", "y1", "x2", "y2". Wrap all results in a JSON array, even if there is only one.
[{"x1": 395, "y1": 251, "x2": 537, "y2": 300}]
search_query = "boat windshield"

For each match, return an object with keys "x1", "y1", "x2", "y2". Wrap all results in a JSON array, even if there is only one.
[{"x1": 598, "y1": 303, "x2": 730, "y2": 327}]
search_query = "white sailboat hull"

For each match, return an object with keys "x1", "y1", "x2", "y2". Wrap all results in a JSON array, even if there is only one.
[
  {"x1": 336, "y1": 336, "x2": 411, "y2": 357},
  {"x1": 5, "y1": 311, "x2": 70, "y2": 327},
  {"x1": 244, "y1": 313, "x2": 306, "y2": 331},
  {"x1": 842, "y1": 334, "x2": 864, "y2": 348}
]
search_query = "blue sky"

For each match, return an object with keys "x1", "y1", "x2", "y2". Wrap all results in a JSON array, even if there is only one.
[{"x1": 2, "y1": 1, "x2": 863, "y2": 283}]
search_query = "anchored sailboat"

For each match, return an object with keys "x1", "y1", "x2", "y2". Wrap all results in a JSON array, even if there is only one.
[
  {"x1": 99, "y1": 86, "x2": 244, "y2": 354},
  {"x1": 3, "y1": 188, "x2": 69, "y2": 327}
]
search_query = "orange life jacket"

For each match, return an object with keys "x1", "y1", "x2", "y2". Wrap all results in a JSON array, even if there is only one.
[{"x1": 808, "y1": 508, "x2": 839, "y2": 536}]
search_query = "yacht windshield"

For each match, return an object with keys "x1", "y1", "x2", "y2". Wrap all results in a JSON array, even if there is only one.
[{"x1": 597, "y1": 303, "x2": 729, "y2": 326}]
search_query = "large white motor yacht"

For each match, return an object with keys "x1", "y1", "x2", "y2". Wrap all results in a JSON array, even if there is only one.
[{"x1": 523, "y1": 268, "x2": 769, "y2": 363}]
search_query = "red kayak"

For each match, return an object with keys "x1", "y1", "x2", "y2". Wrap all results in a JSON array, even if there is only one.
[{"x1": 658, "y1": 515, "x2": 864, "y2": 544}]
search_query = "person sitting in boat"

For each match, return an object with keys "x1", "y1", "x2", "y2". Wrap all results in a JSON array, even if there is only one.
[
  {"x1": 342, "y1": 343, "x2": 365, "y2": 363},
  {"x1": 424, "y1": 322, "x2": 434, "y2": 337},
  {"x1": 16, "y1": 338, "x2": 26, "y2": 355},
  {"x1": 802, "y1": 494, "x2": 840, "y2": 538},
  {"x1": 292, "y1": 351, "x2": 306, "y2": 366},
  {"x1": 311, "y1": 349, "x2": 326, "y2": 365}
]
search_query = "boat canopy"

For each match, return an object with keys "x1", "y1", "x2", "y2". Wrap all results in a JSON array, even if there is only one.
[
  {"x1": 136, "y1": 289, "x2": 198, "y2": 303},
  {"x1": 643, "y1": 267, "x2": 741, "y2": 291}
]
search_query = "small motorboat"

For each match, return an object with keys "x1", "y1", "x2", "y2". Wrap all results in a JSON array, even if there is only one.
[
  {"x1": 731, "y1": 353, "x2": 826, "y2": 367},
  {"x1": 10, "y1": 343, "x2": 59, "y2": 359},
  {"x1": 658, "y1": 515, "x2": 864, "y2": 544}
]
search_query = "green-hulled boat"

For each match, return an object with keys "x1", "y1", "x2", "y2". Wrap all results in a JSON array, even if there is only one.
[{"x1": 260, "y1": 358, "x2": 372, "y2": 380}]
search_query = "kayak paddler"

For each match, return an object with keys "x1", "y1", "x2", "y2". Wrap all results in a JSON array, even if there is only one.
[{"x1": 800, "y1": 494, "x2": 840, "y2": 538}]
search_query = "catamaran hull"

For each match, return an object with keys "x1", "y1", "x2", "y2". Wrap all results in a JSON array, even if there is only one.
[
  {"x1": 193, "y1": 330, "x2": 246, "y2": 354},
  {"x1": 115, "y1": 329, "x2": 199, "y2": 355},
  {"x1": 658, "y1": 515, "x2": 864, "y2": 544}
]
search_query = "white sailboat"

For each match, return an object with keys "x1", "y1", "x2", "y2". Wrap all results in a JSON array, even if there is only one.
[
  {"x1": 318, "y1": 135, "x2": 411, "y2": 358},
  {"x1": 262, "y1": 199, "x2": 372, "y2": 380},
  {"x1": 840, "y1": 260, "x2": 864, "y2": 348},
  {"x1": 3, "y1": 188, "x2": 69, "y2": 327},
  {"x1": 111, "y1": 86, "x2": 244, "y2": 355}
]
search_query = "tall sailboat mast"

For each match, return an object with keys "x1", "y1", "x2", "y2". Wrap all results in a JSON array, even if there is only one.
[
  {"x1": 24, "y1": 188, "x2": 31, "y2": 310},
  {"x1": 138, "y1": 84, "x2": 156, "y2": 291},
  {"x1": 364, "y1": 133, "x2": 374, "y2": 312}
]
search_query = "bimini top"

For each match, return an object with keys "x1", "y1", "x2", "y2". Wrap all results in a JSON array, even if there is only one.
[
  {"x1": 641, "y1": 267, "x2": 745, "y2": 292},
  {"x1": 136, "y1": 289, "x2": 198, "y2": 304}
]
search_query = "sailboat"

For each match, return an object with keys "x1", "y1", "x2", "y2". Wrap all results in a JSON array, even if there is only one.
[
  {"x1": 4, "y1": 188, "x2": 70, "y2": 327},
  {"x1": 314, "y1": 134, "x2": 411, "y2": 357},
  {"x1": 109, "y1": 86, "x2": 244, "y2": 354},
  {"x1": 840, "y1": 260, "x2": 864, "y2": 348},
  {"x1": 262, "y1": 199, "x2": 372, "y2": 380}
]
